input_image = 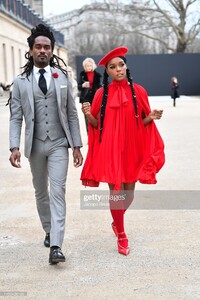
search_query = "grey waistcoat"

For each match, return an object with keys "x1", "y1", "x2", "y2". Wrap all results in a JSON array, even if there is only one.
[{"x1": 33, "y1": 76, "x2": 66, "y2": 141}]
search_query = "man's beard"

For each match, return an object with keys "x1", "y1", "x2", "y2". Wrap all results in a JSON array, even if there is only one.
[{"x1": 38, "y1": 61, "x2": 48, "y2": 67}]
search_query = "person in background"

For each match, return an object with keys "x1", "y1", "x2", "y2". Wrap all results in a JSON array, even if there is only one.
[
  {"x1": 0, "y1": 82, "x2": 11, "y2": 97},
  {"x1": 171, "y1": 76, "x2": 179, "y2": 107},
  {"x1": 9, "y1": 24, "x2": 83, "y2": 265},
  {"x1": 66, "y1": 66, "x2": 78, "y2": 100},
  {"x1": 78, "y1": 57, "x2": 101, "y2": 133},
  {"x1": 81, "y1": 46, "x2": 165, "y2": 256},
  {"x1": 0, "y1": 84, "x2": 3, "y2": 97}
]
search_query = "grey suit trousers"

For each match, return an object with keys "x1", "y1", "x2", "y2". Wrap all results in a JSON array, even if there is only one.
[{"x1": 29, "y1": 137, "x2": 69, "y2": 248}]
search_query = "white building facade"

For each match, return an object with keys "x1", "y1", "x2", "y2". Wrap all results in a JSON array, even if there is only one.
[{"x1": 0, "y1": 0, "x2": 67, "y2": 85}]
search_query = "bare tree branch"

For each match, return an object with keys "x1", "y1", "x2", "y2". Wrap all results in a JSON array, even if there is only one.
[{"x1": 126, "y1": 0, "x2": 200, "y2": 52}]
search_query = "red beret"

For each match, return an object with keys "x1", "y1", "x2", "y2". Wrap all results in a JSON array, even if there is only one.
[{"x1": 98, "y1": 46, "x2": 129, "y2": 67}]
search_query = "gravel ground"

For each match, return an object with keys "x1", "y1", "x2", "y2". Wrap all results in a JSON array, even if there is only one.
[{"x1": 0, "y1": 93, "x2": 200, "y2": 300}]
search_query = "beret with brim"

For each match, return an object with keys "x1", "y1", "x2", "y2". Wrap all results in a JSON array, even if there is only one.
[{"x1": 98, "y1": 46, "x2": 129, "y2": 67}]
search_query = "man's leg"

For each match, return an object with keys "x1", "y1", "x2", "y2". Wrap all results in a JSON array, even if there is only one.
[
  {"x1": 29, "y1": 138, "x2": 51, "y2": 234},
  {"x1": 47, "y1": 137, "x2": 69, "y2": 248}
]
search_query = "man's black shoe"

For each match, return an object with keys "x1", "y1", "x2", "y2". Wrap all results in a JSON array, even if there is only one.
[
  {"x1": 44, "y1": 233, "x2": 50, "y2": 248},
  {"x1": 49, "y1": 247, "x2": 65, "y2": 265}
]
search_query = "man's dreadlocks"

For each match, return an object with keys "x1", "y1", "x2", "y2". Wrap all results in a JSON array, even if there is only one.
[
  {"x1": 6, "y1": 23, "x2": 68, "y2": 106},
  {"x1": 22, "y1": 23, "x2": 68, "y2": 77}
]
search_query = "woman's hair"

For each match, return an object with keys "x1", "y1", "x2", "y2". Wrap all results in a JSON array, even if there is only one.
[
  {"x1": 82, "y1": 57, "x2": 97, "y2": 72},
  {"x1": 171, "y1": 76, "x2": 178, "y2": 83},
  {"x1": 99, "y1": 56, "x2": 138, "y2": 142}
]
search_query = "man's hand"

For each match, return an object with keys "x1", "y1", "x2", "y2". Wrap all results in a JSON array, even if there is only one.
[
  {"x1": 73, "y1": 147, "x2": 83, "y2": 168},
  {"x1": 9, "y1": 149, "x2": 21, "y2": 168}
]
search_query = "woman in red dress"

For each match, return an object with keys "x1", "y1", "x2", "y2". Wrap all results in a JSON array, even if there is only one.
[{"x1": 81, "y1": 47, "x2": 165, "y2": 256}]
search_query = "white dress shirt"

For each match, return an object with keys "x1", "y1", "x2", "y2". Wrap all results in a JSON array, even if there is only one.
[{"x1": 33, "y1": 65, "x2": 52, "y2": 90}]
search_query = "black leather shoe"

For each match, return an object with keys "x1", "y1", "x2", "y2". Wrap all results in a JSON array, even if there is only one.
[
  {"x1": 49, "y1": 247, "x2": 65, "y2": 264},
  {"x1": 44, "y1": 233, "x2": 50, "y2": 248}
]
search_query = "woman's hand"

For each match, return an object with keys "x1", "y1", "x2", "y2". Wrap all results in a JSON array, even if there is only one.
[
  {"x1": 82, "y1": 81, "x2": 90, "y2": 88},
  {"x1": 149, "y1": 109, "x2": 163, "y2": 120},
  {"x1": 82, "y1": 102, "x2": 91, "y2": 116},
  {"x1": 143, "y1": 109, "x2": 163, "y2": 126},
  {"x1": 81, "y1": 102, "x2": 98, "y2": 128}
]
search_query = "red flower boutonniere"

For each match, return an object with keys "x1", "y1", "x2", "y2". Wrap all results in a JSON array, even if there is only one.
[{"x1": 52, "y1": 72, "x2": 59, "y2": 78}]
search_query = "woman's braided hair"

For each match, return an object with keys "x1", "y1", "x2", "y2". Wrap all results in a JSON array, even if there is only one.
[
  {"x1": 6, "y1": 24, "x2": 68, "y2": 106},
  {"x1": 99, "y1": 56, "x2": 138, "y2": 142},
  {"x1": 99, "y1": 69, "x2": 109, "y2": 142}
]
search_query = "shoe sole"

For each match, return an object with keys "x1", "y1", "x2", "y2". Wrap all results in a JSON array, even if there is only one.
[
  {"x1": 118, "y1": 249, "x2": 130, "y2": 256},
  {"x1": 49, "y1": 258, "x2": 65, "y2": 264}
]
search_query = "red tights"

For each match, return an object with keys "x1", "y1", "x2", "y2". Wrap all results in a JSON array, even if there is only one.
[{"x1": 109, "y1": 187, "x2": 134, "y2": 234}]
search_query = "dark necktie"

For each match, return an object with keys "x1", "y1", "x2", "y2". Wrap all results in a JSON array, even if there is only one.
[{"x1": 38, "y1": 69, "x2": 47, "y2": 94}]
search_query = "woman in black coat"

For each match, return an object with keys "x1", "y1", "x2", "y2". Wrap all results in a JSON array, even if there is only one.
[
  {"x1": 78, "y1": 57, "x2": 102, "y2": 104},
  {"x1": 78, "y1": 58, "x2": 102, "y2": 132},
  {"x1": 171, "y1": 76, "x2": 179, "y2": 107}
]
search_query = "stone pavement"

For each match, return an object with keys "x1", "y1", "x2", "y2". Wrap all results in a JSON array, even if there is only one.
[{"x1": 0, "y1": 92, "x2": 200, "y2": 300}]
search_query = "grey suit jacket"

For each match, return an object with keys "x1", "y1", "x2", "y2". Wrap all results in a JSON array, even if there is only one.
[{"x1": 9, "y1": 67, "x2": 82, "y2": 158}]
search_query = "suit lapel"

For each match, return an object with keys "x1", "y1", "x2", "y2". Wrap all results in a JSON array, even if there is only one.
[
  {"x1": 24, "y1": 73, "x2": 34, "y2": 112},
  {"x1": 51, "y1": 68, "x2": 61, "y2": 108}
]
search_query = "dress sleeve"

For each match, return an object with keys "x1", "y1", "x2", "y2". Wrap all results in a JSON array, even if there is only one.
[
  {"x1": 134, "y1": 84, "x2": 151, "y2": 116},
  {"x1": 134, "y1": 84, "x2": 165, "y2": 184},
  {"x1": 80, "y1": 87, "x2": 103, "y2": 187}
]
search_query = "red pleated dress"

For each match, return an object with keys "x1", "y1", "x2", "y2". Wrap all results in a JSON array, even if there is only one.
[{"x1": 81, "y1": 79, "x2": 165, "y2": 191}]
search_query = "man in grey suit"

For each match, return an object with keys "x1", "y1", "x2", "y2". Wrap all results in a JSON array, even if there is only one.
[{"x1": 9, "y1": 24, "x2": 83, "y2": 265}]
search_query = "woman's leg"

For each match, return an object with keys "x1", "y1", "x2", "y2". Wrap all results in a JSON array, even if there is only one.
[
  {"x1": 109, "y1": 183, "x2": 135, "y2": 232},
  {"x1": 108, "y1": 184, "x2": 125, "y2": 234},
  {"x1": 109, "y1": 183, "x2": 135, "y2": 255},
  {"x1": 108, "y1": 184, "x2": 131, "y2": 255},
  {"x1": 123, "y1": 182, "x2": 135, "y2": 213}
]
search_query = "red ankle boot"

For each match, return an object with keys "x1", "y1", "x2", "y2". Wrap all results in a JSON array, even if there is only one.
[{"x1": 117, "y1": 232, "x2": 130, "y2": 256}]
